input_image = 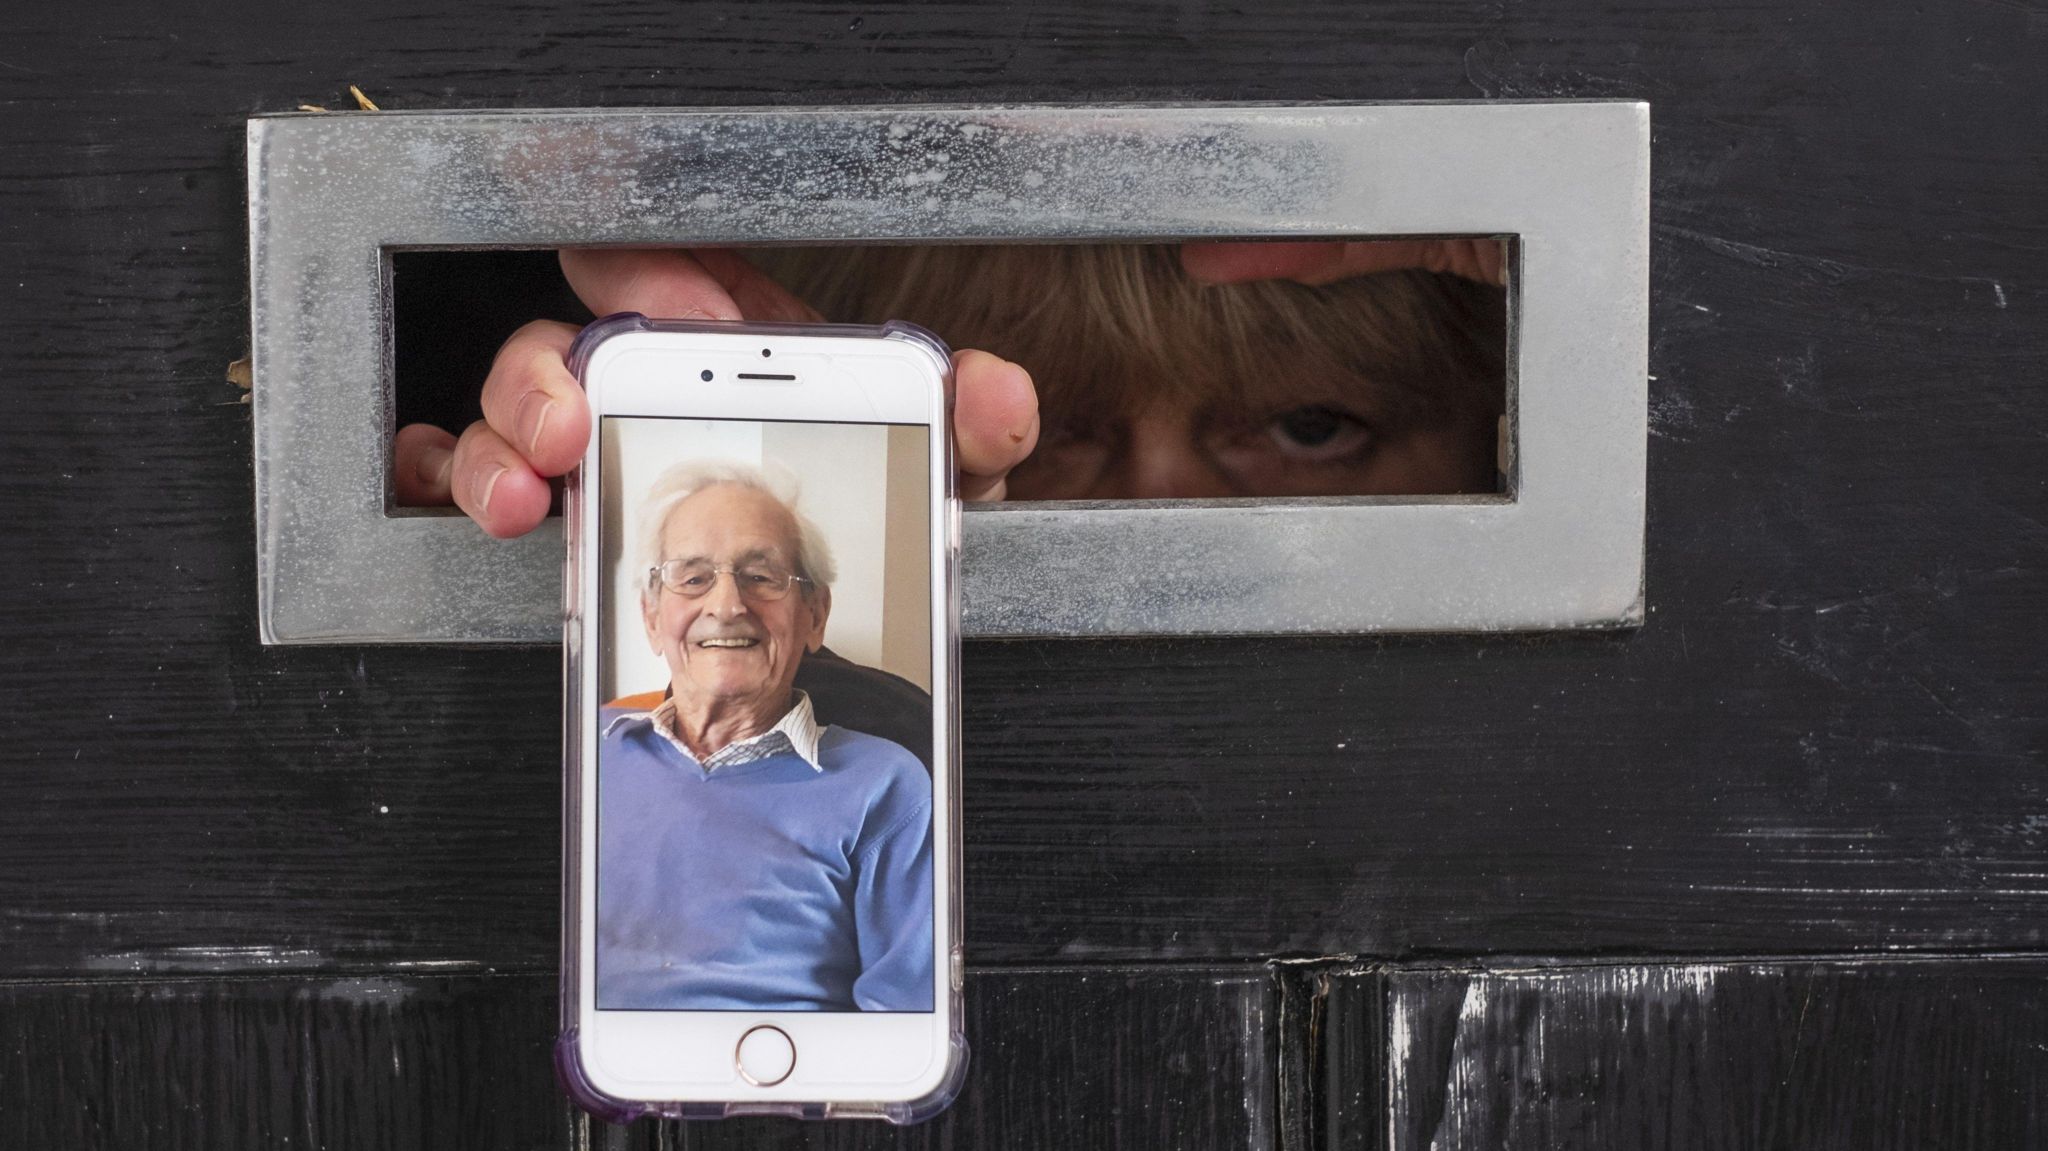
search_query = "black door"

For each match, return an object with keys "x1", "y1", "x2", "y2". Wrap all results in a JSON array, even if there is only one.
[{"x1": 4, "y1": 4, "x2": 2043, "y2": 1148}]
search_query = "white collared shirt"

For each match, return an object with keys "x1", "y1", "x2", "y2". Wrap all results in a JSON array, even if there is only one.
[{"x1": 605, "y1": 690, "x2": 824, "y2": 773}]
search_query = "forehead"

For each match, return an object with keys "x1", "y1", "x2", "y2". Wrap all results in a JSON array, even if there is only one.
[{"x1": 657, "y1": 483, "x2": 799, "y2": 558}]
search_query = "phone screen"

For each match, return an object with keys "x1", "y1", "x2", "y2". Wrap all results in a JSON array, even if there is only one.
[{"x1": 594, "y1": 414, "x2": 936, "y2": 1015}]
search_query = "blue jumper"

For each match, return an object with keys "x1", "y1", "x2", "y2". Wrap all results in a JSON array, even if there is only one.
[{"x1": 595, "y1": 709, "x2": 934, "y2": 1012}]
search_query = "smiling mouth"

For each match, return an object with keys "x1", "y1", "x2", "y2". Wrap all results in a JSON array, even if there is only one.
[{"x1": 696, "y1": 637, "x2": 759, "y2": 649}]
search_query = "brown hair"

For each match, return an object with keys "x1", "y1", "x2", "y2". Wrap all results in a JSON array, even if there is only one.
[{"x1": 747, "y1": 243, "x2": 1505, "y2": 434}]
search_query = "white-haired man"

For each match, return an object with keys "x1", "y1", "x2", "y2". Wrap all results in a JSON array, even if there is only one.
[{"x1": 597, "y1": 462, "x2": 933, "y2": 1012}]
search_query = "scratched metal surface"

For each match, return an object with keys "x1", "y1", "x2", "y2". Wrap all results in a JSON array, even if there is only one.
[
  {"x1": 1, "y1": 0, "x2": 2044, "y2": 1148},
  {"x1": 246, "y1": 100, "x2": 1646, "y2": 642}
]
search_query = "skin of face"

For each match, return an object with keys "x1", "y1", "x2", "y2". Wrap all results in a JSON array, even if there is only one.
[
  {"x1": 1006, "y1": 390, "x2": 1498, "y2": 501},
  {"x1": 640, "y1": 483, "x2": 831, "y2": 757},
  {"x1": 745, "y1": 244, "x2": 1505, "y2": 502}
]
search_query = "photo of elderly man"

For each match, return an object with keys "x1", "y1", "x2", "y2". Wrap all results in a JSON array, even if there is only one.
[{"x1": 596, "y1": 459, "x2": 934, "y2": 1012}]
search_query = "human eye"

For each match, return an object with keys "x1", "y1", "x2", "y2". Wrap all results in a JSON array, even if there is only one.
[
  {"x1": 673, "y1": 565, "x2": 715, "y2": 592},
  {"x1": 1261, "y1": 405, "x2": 1374, "y2": 462},
  {"x1": 736, "y1": 566, "x2": 781, "y2": 589},
  {"x1": 1201, "y1": 403, "x2": 1383, "y2": 496}
]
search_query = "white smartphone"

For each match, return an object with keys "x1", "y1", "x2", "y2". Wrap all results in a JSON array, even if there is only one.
[{"x1": 558, "y1": 314, "x2": 965, "y2": 1123}]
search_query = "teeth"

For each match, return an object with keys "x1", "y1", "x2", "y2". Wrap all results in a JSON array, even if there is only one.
[{"x1": 698, "y1": 638, "x2": 757, "y2": 648}]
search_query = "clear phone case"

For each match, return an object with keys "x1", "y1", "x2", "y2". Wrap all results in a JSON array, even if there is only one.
[{"x1": 556, "y1": 313, "x2": 967, "y2": 1124}]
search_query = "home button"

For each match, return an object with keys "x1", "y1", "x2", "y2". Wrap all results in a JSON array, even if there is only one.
[{"x1": 735, "y1": 1025, "x2": 796, "y2": 1087}]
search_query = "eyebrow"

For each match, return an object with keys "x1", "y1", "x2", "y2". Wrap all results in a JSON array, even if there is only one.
[
  {"x1": 663, "y1": 546, "x2": 786, "y2": 566},
  {"x1": 1214, "y1": 373, "x2": 1393, "y2": 415}
]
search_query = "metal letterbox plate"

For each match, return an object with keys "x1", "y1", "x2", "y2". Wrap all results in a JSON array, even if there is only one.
[{"x1": 248, "y1": 102, "x2": 1648, "y2": 642}]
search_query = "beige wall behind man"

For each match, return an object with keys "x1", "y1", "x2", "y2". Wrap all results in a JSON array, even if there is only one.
[{"x1": 880, "y1": 424, "x2": 932, "y2": 692}]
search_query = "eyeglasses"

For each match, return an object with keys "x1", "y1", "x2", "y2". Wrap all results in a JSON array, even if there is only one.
[{"x1": 648, "y1": 560, "x2": 811, "y2": 602}]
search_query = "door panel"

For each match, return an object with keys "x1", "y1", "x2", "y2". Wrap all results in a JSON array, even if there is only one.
[
  {"x1": 0, "y1": 967, "x2": 1278, "y2": 1150},
  {"x1": 1378, "y1": 959, "x2": 2048, "y2": 1151},
  {"x1": 2, "y1": 1, "x2": 2041, "y2": 1147}
]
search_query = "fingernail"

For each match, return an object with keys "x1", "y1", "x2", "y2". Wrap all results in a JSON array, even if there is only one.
[
  {"x1": 516, "y1": 392, "x2": 555, "y2": 455},
  {"x1": 474, "y1": 464, "x2": 508, "y2": 515},
  {"x1": 416, "y1": 444, "x2": 454, "y2": 491}
]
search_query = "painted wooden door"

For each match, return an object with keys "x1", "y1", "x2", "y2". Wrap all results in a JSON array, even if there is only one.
[{"x1": 4, "y1": 3, "x2": 2042, "y2": 1147}]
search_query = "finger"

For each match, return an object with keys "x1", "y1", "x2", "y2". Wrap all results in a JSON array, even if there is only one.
[
  {"x1": 481, "y1": 319, "x2": 591, "y2": 477},
  {"x1": 393, "y1": 422, "x2": 459, "y2": 507},
  {"x1": 1180, "y1": 241, "x2": 1348, "y2": 284},
  {"x1": 1448, "y1": 239, "x2": 1508, "y2": 286},
  {"x1": 697, "y1": 250, "x2": 825, "y2": 323},
  {"x1": 450, "y1": 420, "x2": 553, "y2": 539},
  {"x1": 559, "y1": 248, "x2": 822, "y2": 324},
  {"x1": 951, "y1": 349, "x2": 1039, "y2": 503},
  {"x1": 1181, "y1": 239, "x2": 1508, "y2": 287},
  {"x1": 560, "y1": 248, "x2": 744, "y2": 322},
  {"x1": 1317, "y1": 241, "x2": 1445, "y2": 283},
  {"x1": 1361, "y1": 239, "x2": 1503, "y2": 286}
]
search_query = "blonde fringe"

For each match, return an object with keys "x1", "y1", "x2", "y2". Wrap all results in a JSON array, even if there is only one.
[{"x1": 746, "y1": 244, "x2": 1505, "y2": 430}]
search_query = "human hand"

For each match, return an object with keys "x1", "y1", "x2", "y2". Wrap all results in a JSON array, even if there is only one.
[
  {"x1": 1179, "y1": 239, "x2": 1506, "y2": 288},
  {"x1": 393, "y1": 249, "x2": 1041, "y2": 537}
]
